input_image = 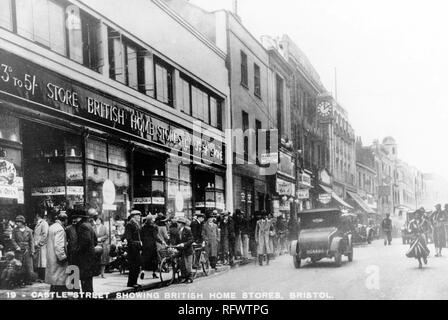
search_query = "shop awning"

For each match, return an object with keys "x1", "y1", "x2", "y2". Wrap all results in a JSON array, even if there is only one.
[
  {"x1": 347, "y1": 191, "x2": 375, "y2": 214},
  {"x1": 319, "y1": 184, "x2": 353, "y2": 209}
]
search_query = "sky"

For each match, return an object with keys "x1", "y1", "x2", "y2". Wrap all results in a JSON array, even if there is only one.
[{"x1": 190, "y1": 0, "x2": 448, "y2": 179}]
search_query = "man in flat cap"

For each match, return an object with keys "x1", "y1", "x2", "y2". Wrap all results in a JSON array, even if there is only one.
[
  {"x1": 175, "y1": 216, "x2": 194, "y2": 283},
  {"x1": 124, "y1": 210, "x2": 143, "y2": 288},
  {"x1": 45, "y1": 212, "x2": 69, "y2": 297},
  {"x1": 11, "y1": 215, "x2": 35, "y2": 284}
]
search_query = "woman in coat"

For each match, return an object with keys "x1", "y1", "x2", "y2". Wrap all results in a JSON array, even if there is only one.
[
  {"x1": 141, "y1": 216, "x2": 160, "y2": 278},
  {"x1": 94, "y1": 217, "x2": 109, "y2": 278},
  {"x1": 255, "y1": 212, "x2": 273, "y2": 266},
  {"x1": 45, "y1": 213, "x2": 68, "y2": 296},
  {"x1": 11, "y1": 215, "x2": 35, "y2": 284},
  {"x1": 33, "y1": 211, "x2": 49, "y2": 281},
  {"x1": 202, "y1": 215, "x2": 219, "y2": 269},
  {"x1": 155, "y1": 216, "x2": 170, "y2": 252}
]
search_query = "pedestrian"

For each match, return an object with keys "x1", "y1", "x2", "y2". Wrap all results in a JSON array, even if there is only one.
[
  {"x1": 239, "y1": 211, "x2": 251, "y2": 260},
  {"x1": 123, "y1": 210, "x2": 143, "y2": 288},
  {"x1": 255, "y1": 211, "x2": 273, "y2": 266},
  {"x1": 71, "y1": 208, "x2": 98, "y2": 294},
  {"x1": 431, "y1": 204, "x2": 446, "y2": 257},
  {"x1": 155, "y1": 214, "x2": 170, "y2": 258},
  {"x1": 202, "y1": 213, "x2": 219, "y2": 269},
  {"x1": 33, "y1": 209, "x2": 49, "y2": 281},
  {"x1": 219, "y1": 212, "x2": 235, "y2": 265},
  {"x1": 45, "y1": 212, "x2": 69, "y2": 298},
  {"x1": 65, "y1": 215, "x2": 78, "y2": 266},
  {"x1": 141, "y1": 215, "x2": 159, "y2": 279},
  {"x1": 233, "y1": 209, "x2": 244, "y2": 259},
  {"x1": 175, "y1": 216, "x2": 194, "y2": 283},
  {"x1": 168, "y1": 220, "x2": 180, "y2": 246},
  {"x1": 381, "y1": 213, "x2": 393, "y2": 245},
  {"x1": 276, "y1": 215, "x2": 288, "y2": 255},
  {"x1": 94, "y1": 216, "x2": 109, "y2": 278},
  {"x1": 190, "y1": 212, "x2": 205, "y2": 244},
  {"x1": 268, "y1": 214, "x2": 277, "y2": 258},
  {"x1": 11, "y1": 215, "x2": 35, "y2": 285},
  {"x1": 406, "y1": 208, "x2": 430, "y2": 268}
]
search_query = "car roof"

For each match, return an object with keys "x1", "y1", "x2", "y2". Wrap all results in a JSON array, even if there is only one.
[{"x1": 298, "y1": 208, "x2": 342, "y2": 215}]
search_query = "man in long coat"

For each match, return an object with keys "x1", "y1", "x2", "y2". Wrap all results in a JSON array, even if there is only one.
[
  {"x1": 33, "y1": 210, "x2": 49, "y2": 281},
  {"x1": 45, "y1": 212, "x2": 68, "y2": 297},
  {"x1": 72, "y1": 209, "x2": 98, "y2": 293},
  {"x1": 124, "y1": 210, "x2": 143, "y2": 288},
  {"x1": 255, "y1": 212, "x2": 273, "y2": 266},
  {"x1": 175, "y1": 216, "x2": 194, "y2": 283},
  {"x1": 202, "y1": 214, "x2": 219, "y2": 269},
  {"x1": 11, "y1": 215, "x2": 35, "y2": 284},
  {"x1": 219, "y1": 212, "x2": 235, "y2": 265}
]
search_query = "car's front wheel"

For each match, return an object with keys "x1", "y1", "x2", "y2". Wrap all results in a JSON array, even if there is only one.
[
  {"x1": 293, "y1": 255, "x2": 301, "y2": 269},
  {"x1": 334, "y1": 250, "x2": 342, "y2": 267}
]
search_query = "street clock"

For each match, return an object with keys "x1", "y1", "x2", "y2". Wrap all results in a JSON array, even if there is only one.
[{"x1": 317, "y1": 100, "x2": 332, "y2": 117}]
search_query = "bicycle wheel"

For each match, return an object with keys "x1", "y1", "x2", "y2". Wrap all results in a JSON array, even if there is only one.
[
  {"x1": 200, "y1": 251, "x2": 210, "y2": 276},
  {"x1": 169, "y1": 258, "x2": 181, "y2": 285},
  {"x1": 159, "y1": 257, "x2": 171, "y2": 284},
  {"x1": 192, "y1": 251, "x2": 200, "y2": 279}
]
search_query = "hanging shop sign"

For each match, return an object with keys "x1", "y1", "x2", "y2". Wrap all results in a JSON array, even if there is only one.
[
  {"x1": 260, "y1": 152, "x2": 278, "y2": 165},
  {"x1": 319, "y1": 193, "x2": 332, "y2": 204},
  {"x1": 276, "y1": 178, "x2": 295, "y2": 196},
  {"x1": 0, "y1": 49, "x2": 224, "y2": 165},
  {"x1": 296, "y1": 189, "x2": 309, "y2": 200},
  {"x1": 278, "y1": 152, "x2": 294, "y2": 177},
  {"x1": 319, "y1": 169, "x2": 331, "y2": 185},
  {"x1": 298, "y1": 172, "x2": 312, "y2": 188},
  {"x1": 0, "y1": 185, "x2": 18, "y2": 199}
]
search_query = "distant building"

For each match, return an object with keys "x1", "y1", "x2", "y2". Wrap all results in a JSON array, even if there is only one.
[{"x1": 421, "y1": 173, "x2": 448, "y2": 209}]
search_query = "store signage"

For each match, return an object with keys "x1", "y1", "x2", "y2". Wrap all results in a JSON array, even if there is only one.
[
  {"x1": 319, "y1": 193, "x2": 331, "y2": 204},
  {"x1": 0, "y1": 49, "x2": 224, "y2": 165},
  {"x1": 260, "y1": 152, "x2": 278, "y2": 165},
  {"x1": 206, "y1": 201, "x2": 216, "y2": 208},
  {"x1": 319, "y1": 169, "x2": 331, "y2": 185},
  {"x1": 296, "y1": 189, "x2": 309, "y2": 199},
  {"x1": 175, "y1": 191, "x2": 184, "y2": 212},
  {"x1": 276, "y1": 178, "x2": 295, "y2": 196},
  {"x1": 151, "y1": 197, "x2": 165, "y2": 205},
  {"x1": 102, "y1": 179, "x2": 116, "y2": 205},
  {"x1": 0, "y1": 159, "x2": 16, "y2": 185},
  {"x1": 298, "y1": 172, "x2": 312, "y2": 188},
  {"x1": 31, "y1": 186, "x2": 84, "y2": 196},
  {"x1": 133, "y1": 197, "x2": 152, "y2": 204},
  {"x1": 103, "y1": 204, "x2": 117, "y2": 211},
  {"x1": 0, "y1": 185, "x2": 18, "y2": 199},
  {"x1": 278, "y1": 152, "x2": 294, "y2": 177}
]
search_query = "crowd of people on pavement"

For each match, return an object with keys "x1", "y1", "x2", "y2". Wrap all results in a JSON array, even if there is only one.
[{"x1": 0, "y1": 205, "x2": 301, "y2": 296}]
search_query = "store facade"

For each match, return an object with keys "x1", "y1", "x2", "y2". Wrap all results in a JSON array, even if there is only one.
[{"x1": 0, "y1": 48, "x2": 226, "y2": 222}]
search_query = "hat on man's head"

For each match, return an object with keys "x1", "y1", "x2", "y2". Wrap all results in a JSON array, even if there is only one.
[
  {"x1": 195, "y1": 212, "x2": 205, "y2": 218},
  {"x1": 176, "y1": 216, "x2": 190, "y2": 225},
  {"x1": 15, "y1": 215, "x2": 25, "y2": 223},
  {"x1": 57, "y1": 212, "x2": 68, "y2": 221},
  {"x1": 87, "y1": 208, "x2": 99, "y2": 218},
  {"x1": 129, "y1": 210, "x2": 142, "y2": 217}
]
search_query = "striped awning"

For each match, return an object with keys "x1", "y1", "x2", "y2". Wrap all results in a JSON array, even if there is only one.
[{"x1": 347, "y1": 191, "x2": 375, "y2": 214}]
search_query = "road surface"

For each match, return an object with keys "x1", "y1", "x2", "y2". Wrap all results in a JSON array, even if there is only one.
[{"x1": 129, "y1": 238, "x2": 448, "y2": 300}]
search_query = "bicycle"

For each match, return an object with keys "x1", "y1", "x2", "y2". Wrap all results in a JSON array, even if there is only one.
[
  {"x1": 158, "y1": 245, "x2": 182, "y2": 286},
  {"x1": 192, "y1": 243, "x2": 210, "y2": 278}
]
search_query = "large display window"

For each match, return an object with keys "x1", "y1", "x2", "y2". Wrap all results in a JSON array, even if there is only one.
[
  {"x1": 86, "y1": 138, "x2": 129, "y2": 219},
  {"x1": 166, "y1": 158, "x2": 192, "y2": 218},
  {"x1": 133, "y1": 151, "x2": 166, "y2": 216},
  {"x1": 194, "y1": 169, "x2": 225, "y2": 214}
]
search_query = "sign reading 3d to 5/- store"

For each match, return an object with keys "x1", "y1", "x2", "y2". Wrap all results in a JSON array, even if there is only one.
[{"x1": 0, "y1": 49, "x2": 223, "y2": 164}]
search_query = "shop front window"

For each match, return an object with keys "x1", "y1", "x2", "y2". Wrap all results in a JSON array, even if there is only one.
[
  {"x1": 166, "y1": 158, "x2": 192, "y2": 218},
  {"x1": 86, "y1": 138, "x2": 129, "y2": 219},
  {"x1": 194, "y1": 169, "x2": 225, "y2": 214},
  {"x1": 133, "y1": 151, "x2": 166, "y2": 216}
]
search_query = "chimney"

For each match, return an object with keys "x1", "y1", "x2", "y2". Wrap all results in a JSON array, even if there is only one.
[{"x1": 232, "y1": 0, "x2": 242, "y2": 22}]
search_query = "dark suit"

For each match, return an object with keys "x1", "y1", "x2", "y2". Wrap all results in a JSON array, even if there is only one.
[
  {"x1": 177, "y1": 226, "x2": 193, "y2": 279},
  {"x1": 123, "y1": 220, "x2": 142, "y2": 287},
  {"x1": 190, "y1": 219, "x2": 203, "y2": 243},
  {"x1": 73, "y1": 221, "x2": 98, "y2": 293}
]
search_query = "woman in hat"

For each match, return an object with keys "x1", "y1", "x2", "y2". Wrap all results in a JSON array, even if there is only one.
[
  {"x1": 94, "y1": 216, "x2": 109, "y2": 278},
  {"x1": 406, "y1": 208, "x2": 430, "y2": 268},
  {"x1": 11, "y1": 215, "x2": 35, "y2": 284}
]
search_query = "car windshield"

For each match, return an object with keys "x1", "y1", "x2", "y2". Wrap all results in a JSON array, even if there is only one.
[{"x1": 299, "y1": 211, "x2": 340, "y2": 229}]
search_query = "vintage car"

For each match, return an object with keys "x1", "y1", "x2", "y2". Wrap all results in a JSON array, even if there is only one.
[{"x1": 290, "y1": 208, "x2": 353, "y2": 268}]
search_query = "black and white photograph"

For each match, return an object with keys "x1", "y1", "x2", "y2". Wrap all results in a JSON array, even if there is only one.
[{"x1": 0, "y1": 0, "x2": 447, "y2": 306}]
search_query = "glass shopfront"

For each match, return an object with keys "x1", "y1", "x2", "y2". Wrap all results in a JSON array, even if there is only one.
[
  {"x1": 133, "y1": 150, "x2": 166, "y2": 216},
  {"x1": 166, "y1": 157, "x2": 192, "y2": 218},
  {"x1": 194, "y1": 168, "x2": 225, "y2": 215}
]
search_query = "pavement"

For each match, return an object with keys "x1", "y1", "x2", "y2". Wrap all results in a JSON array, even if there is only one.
[
  {"x1": 0, "y1": 258, "x2": 255, "y2": 300},
  {"x1": 130, "y1": 238, "x2": 448, "y2": 300}
]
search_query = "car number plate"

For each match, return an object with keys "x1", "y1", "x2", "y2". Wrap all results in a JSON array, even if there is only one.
[{"x1": 307, "y1": 249, "x2": 325, "y2": 254}]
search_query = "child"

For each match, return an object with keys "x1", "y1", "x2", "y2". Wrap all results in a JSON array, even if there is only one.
[{"x1": 0, "y1": 251, "x2": 22, "y2": 289}]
